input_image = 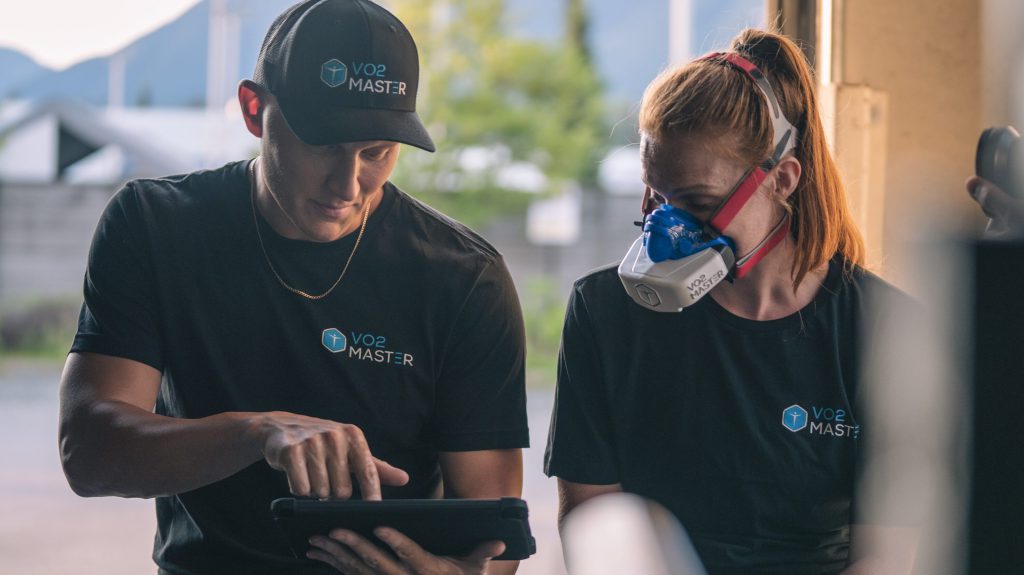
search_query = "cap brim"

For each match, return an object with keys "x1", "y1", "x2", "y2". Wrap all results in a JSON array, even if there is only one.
[{"x1": 276, "y1": 96, "x2": 436, "y2": 153}]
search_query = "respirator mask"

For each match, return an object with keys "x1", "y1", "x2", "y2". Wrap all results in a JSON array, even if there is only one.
[{"x1": 618, "y1": 52, "x2": 798, "y2": 312}]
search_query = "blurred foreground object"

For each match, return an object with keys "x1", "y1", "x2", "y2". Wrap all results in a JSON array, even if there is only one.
[
  {"x1": 975, "y1": 126, "x2": 1023, "y2": 199},
  {"x1": 859, "y1": 232, "x2": 1024, "y2": 574},
  {"x1": 561, "y1": 493, "x2": 706, "y2": 575},
  {"x1": 970, "y1": 125, "x2": 1024, "y2": 236},
  {"x1": 966, "y1": 239, "x2": 1024, "y2": 573},
  {"x1": 857, "y1": 232, "x2": 970, "y2": 575}
]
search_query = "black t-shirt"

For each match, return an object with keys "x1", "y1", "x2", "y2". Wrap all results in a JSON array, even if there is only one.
[
  {"x1": 72, "y1": 160, "x2": 529, "y2": 575},
  {"x1": 544, "y1": 259, "x2": 904, "y2": 575}
]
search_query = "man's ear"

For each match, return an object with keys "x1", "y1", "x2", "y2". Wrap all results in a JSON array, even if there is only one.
[
  {"x1": 238, "y1": 80, "x2": 265, "y2": 138},
  {"x1": 772, "y1": 155, "x2": 802, "y2": 200}
]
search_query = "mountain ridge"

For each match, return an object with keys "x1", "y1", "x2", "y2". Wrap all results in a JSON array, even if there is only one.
[{"x1": 0, "y1": 0, "x2": 762, "y2": 108}]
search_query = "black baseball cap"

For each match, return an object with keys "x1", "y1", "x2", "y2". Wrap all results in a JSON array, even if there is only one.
[{"x1": 253, "y1": 0, "x2": 435, "y2": 152}]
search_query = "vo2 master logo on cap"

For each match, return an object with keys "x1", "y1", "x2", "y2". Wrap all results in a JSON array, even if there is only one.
[
  {"x1": 320, "y1": 58, "x2": 408, "y2": 95},
  {"x1": 320, "y1": 59, "x2": 348, "y2": 87}
]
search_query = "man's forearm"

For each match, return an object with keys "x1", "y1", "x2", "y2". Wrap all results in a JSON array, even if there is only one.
[{"x1": 61, "y1": 401, "x2": 265, "y2": 498}]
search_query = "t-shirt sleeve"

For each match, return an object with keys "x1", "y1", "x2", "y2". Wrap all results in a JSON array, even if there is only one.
[
  {"x1": 428, "y1": 256, "x2": 529, "y2": 452},
  {"x1": 543, "y1": 282, "x2": 619, "y2": 484},
  {"x1": 70, "y1": 182, "x2": 164, "y2": 370}
]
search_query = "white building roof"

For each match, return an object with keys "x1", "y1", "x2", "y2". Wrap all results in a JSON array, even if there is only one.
[{"x1": 0, "y1": 99, "x2": 257, "y2": 185}]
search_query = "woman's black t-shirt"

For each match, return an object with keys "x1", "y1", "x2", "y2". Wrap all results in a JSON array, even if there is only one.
[{"x1": 544, "y1": 258, "x2": 905, "y2": 574}]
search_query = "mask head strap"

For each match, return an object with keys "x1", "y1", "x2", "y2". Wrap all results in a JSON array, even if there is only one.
[
  {"x1": 697, "y1": 52, "x2": 798, "y2": 236},
  {"x1": 733, "y1": 215, "x2": 791, "y2": 278}
]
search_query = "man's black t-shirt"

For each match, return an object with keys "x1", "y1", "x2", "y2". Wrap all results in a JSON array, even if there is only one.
[
  {"x1": 544, "y1": 259, "x2": 902, "y2": 575},
  {"x1": 71, "y1": 160, "x2": 529, "y2": 574}
]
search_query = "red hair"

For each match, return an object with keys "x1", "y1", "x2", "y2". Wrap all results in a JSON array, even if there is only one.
[{"x1": 639, "y1": 29, "x2": 865, "y2": 287}]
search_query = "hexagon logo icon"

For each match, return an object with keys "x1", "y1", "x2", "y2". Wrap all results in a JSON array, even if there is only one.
[
  {"x1": 782, "y1": 404, "x2": 808, "y2": 432},
  {"x1": 321, "y1": 59, "x2": 348, "y2": 88},
  {"x1": 322, "y1": 328, "x2": 347, "y2": 353},
  {"x1": 635, "y1": 284, "x2": 661, "y2": 307}
]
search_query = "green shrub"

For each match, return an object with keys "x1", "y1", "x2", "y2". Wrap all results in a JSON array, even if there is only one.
[
  {"x1": 521, "y1": 278, "x2": 567, "y2": 388},
  {"x1": 0, "y1": 298, "x2": 80, "y2": 360}
]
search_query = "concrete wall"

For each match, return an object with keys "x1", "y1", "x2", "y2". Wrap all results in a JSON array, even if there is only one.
[
  {"x1": 0, "y1": 179, "x2": 640, "y2": 313},
  {"x1": 485, "y1": 191, "x2": 644, "y2": 298},
  {"x1": 981, "y1": 0, "x2": 1024, "y2": 127},
  {"x1": 834, "y1": 0, "x2": 983, "y2": 284},
  {"x1": 0, "y1": 183, "x2": 115, "y2": 307}
]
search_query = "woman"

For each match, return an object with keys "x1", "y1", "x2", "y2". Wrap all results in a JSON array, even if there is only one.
[{"x1": 544, "y1": 29, "x2": 914, "y2": 574}]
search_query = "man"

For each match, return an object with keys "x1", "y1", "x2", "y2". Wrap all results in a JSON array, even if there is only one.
[{"x1": 57, "y1": 1, "x2": 528, "y2": 574}]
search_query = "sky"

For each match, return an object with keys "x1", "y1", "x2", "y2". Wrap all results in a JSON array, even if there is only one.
[{"x1": 0, "y1": 0, "x2": 201, "y2": 70}]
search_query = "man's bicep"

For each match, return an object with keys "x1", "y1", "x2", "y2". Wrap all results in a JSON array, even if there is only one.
[
  {"x1": 430, "y1": 258, "x2": 528, "y2": 451},
  {"x1": 60, "y1": 351, "x2": 162, "y2": 415},
  {"x1": 72, "y1": 182, "x2": 164, "y2": 369},
  {"x1": 438, "y1": 449, "x2": 523, "y2": 499}
]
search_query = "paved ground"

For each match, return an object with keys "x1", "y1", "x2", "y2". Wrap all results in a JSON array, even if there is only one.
[{"x1": 0, "y1": 362, "x2": 567, "y2": 575}]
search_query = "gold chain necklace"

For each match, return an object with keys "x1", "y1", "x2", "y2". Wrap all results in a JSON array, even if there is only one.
[{"x1": 249, "y1": 161, "x2": 370, "y2": 300}]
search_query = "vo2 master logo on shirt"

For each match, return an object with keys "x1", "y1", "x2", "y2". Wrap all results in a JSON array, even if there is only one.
[
  {"x1": 321, "y1": 327, "x2": 415, "y2": 367},
  {"x1": 781, "y1": 404, "x2": 860, "y2": 439}
]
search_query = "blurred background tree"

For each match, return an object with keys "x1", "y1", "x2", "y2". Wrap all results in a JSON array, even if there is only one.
[{"x1": 390, "y1": 0, "x2": 608, "y2": 229}]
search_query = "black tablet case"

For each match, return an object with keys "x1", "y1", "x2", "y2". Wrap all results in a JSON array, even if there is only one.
[{"x1": 271, "y1": 497, "x2": 537, "y2": 561}]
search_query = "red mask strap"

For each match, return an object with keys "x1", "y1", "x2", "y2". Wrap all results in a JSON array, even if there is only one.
[
  {"x1": 697, "y1": 50, "x2": 797, "y2": 239},
  {"x1": 732, "y1": 215, "x2": 791, "y2": 279},
  {"x1": 708, "y1": 166, "x2": 768, "y2": 235}
]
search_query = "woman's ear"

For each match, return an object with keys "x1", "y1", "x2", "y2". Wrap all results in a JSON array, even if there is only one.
[
  {"x1": 238, "y1": 80, "x2": 265, "y2": 138},
  {"x1": 772, "y1": 155, "x2": 802, "y2": 200}
]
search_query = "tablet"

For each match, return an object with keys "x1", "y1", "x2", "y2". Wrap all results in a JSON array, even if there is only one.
[{"x1": 270, "y1": 497, "x2": 537, "y2": 561}]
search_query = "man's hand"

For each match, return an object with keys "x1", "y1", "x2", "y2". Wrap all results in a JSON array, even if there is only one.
[
  {"x1": 256, "y1": 412, "x2": 409, "y2": 500},
  {"x1": 967, "y1": 176, "x2": 1024, "y2": 236},
  {"x1": 308, "y1": 527, "x2": 504, "y2": 574},
  {"x1": 302, "y1": 449, "x2": 523, "y2": 574}
]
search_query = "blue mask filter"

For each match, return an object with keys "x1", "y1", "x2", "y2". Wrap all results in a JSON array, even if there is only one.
[{"x1": 643, "y1": 204, "x2": 736, "y2": 262}]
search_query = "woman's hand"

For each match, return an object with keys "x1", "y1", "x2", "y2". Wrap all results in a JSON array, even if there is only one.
[{"x1": 308, "y1": 527, "x2": 505, "y2": 574}]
